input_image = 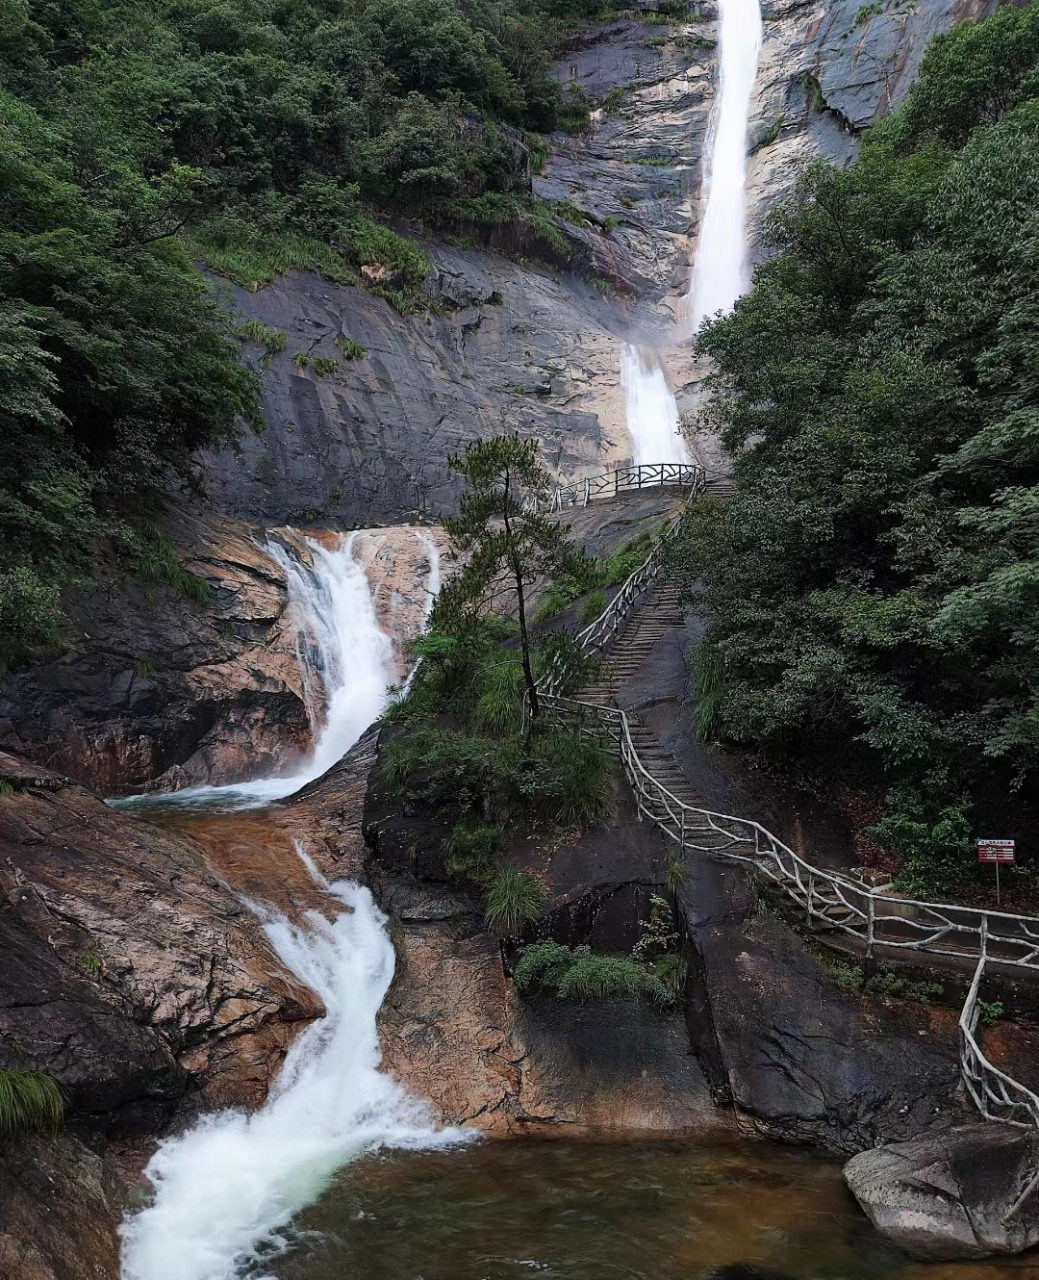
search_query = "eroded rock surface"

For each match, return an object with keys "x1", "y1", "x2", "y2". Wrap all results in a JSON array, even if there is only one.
[
  {"x1": 0, "y1": 752, "x2": 319, "y2": 1120},
  {"x1": 844, "y1": 1123, "x2": 1039, "y2": 1258}
]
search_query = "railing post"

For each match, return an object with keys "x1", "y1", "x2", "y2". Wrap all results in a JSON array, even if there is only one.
[
  {"x1": 806, "y1": 873, "x2": 814, "y2": 925},
  {"x1": 680, "y1": 807, "x2": 686, "y2": 851},
  {"x1": 583, "y1": 477, "x2": 590, "y2": 507},
  {"x1": 866, "y1": 893, "x2": 875, "y2": 961},
  {"x1": 981, "y1": 912, "x2": 988, "y2": 962},
  {"x1": 614, "y1": 470, "x2": 619, "y2": 497}
]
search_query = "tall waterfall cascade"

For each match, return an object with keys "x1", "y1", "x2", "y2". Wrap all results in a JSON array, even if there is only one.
[
  {"x1": 688, "y1": 0, "x2": 763, "y2": 327},
  {"x1": 622, "y1": 0, "x2": 762, "y2": 462},
  {"x1": 120, "y1": 861, "x2": 467, "y2": 1280}
]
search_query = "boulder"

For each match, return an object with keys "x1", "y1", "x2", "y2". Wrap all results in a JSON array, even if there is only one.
[{"x1": 844, "y1": 1123, "x2": 1039, "y2": 1259}]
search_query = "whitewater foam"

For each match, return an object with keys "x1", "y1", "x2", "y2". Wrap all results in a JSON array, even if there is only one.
[
  {"x1": 119, "y1": 863, "x2": 469, "y2": 1280},
  {"x1": 621, "y1": 345, "x2": 690, "y2": 465}
]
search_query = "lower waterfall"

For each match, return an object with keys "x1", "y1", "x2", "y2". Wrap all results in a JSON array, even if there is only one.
[
  {"x1": 621, "y1": 345, "x2": 690, "y2": 465},
  {"x1": 115, "y1": 529, "x2": 437, "y2": 810},
  {"x1": 120, "y1": 859, "x2": 467, "y2": 1280}
]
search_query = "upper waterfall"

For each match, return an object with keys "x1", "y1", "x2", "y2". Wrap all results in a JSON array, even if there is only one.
[{"x1": 688, "y1": 0, "x2": 763, "y2": 328}]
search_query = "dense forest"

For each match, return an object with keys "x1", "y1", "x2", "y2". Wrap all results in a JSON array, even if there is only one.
[
  {"x1": 0, "y1": 0, "x2": 607, "y2": 666},
  {"x1": 679, "y1": 1, "x2": 1039, "y2": 896}
]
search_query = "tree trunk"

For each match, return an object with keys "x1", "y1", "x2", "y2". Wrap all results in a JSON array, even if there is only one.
[{"x1": 513, "y1": 555, "x2": 539, "y2": 719}]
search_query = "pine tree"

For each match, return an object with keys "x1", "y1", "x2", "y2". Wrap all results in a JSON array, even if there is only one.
[{"x1": 438, "y1": 435, "x2": 586, "y2": 718}]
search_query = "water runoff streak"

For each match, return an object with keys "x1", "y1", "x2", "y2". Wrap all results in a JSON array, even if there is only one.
[
  {"x1": 115, "y1": 530, "x2": 437, "y2": 811},
  {"x1": 120, "y1": 856, "x2": 468, "y2": 1280}
]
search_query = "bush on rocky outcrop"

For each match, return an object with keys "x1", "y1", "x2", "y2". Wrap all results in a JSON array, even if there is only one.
[{"x1": 514, "y1": 941, "x2": 678, "y2": 1006}]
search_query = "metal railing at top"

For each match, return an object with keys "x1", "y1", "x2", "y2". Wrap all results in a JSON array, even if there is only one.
[
  {"x1": 532, "y1": 462, "x2": 1039, "y2": 1189},
  {"x1": 525, "y1": 463, "x2": 705, "y2": 514}
]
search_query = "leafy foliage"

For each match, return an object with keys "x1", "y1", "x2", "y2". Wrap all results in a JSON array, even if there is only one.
[
  {"x1": 678, "y1": 2, "x2": 1039, "y2": 896},
  {"x1": 513, "y1": 941, "x2": 676, "y2": 1005}
]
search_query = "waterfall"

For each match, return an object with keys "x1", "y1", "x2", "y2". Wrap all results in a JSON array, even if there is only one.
[
  {"x1": 114, "y1": 529, "x2": 439, "y2": 811},
  {"x1": 688, "y1": 0, "x2": 763, "y2": 329},
  {"x1": 621, "y1": 345, "x2": 689, "y2": 465},
  {"x1": 119, "y1": 859, "x2": 468, "y2": 1280}
]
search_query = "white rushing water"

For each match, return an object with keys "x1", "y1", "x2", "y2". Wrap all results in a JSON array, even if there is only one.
[
  {"x1": 115, "y1": 530, "x2": 438, "y2": 811},
  {"x1": 622, "y1": 0, "x2": 761, "y2": 463},
  {"x1": 120, "y1": 860, "x2": 467, "y2": 1280},
  {"x1": 688, "y1": 0, "x2": 763, "y2": 329},
  {"x1": 621, "y1": 345, "x2": 689, "y2": 465}
]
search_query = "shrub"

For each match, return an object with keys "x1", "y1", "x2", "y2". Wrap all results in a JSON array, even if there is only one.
[
  {"x1": 335, "y1": 338, "x2": 368, "y2": 360},
  {"x1": 238, "y1": 320, "x2": 287, "y2": 357},
  {"x1": 310, "y1": 357, "x2": 339, "y2": 377},
  {"x1": 514, "y1": 942, "x2": 675, "y2": 1006},
  {"x1": 485, "y1": 869, "x2": 545, "y2": 935},
  {"x1": 0, "y1": 1070, "x2": 65, "y2": 1137},
  {"x1": 125, "y1": 530, "x2": 212, "y2": 606}
]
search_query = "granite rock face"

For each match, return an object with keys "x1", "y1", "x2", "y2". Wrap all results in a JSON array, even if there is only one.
[
  {"x1": 844, "y1": 1123, "x2": 1039, "y2": 1258},
  {"x1": 0, "y1": 515, "x2": 444, "y2": 796},
  {"x1": 0, "y1": 751, "x2": 320, "y2": 1121}
]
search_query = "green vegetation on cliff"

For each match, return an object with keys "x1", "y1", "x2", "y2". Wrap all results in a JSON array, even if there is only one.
[
  {"x1": 0, "y1": 0, "x2": 614, "y2": 665},
  {"x1": 677, "y1": 2, "x2": 1039, "y2": 896}
]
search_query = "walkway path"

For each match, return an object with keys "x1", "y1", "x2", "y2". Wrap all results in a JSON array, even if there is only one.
[{"x1": 536, "y1": 463, "x2": 1039, "y2": 1177}]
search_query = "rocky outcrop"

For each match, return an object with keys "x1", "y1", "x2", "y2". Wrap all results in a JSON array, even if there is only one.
[
  {"x1": 0, "y1": 752, "x2": 319, "y2": 1120},
  {"x1": 0, "y1": 515, "x2": 444, "y2": 797},
  {"x1": 844, "y1": 1123, "x2": 1039, "y2": 1258},
  {"x1": 0, "y1": 510, "x2": 307, "y2": 795}
]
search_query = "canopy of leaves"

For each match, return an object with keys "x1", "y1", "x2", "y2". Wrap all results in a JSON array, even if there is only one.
[{"x1": 679, "y1": 1, "x2": 1039, "y2": 896}]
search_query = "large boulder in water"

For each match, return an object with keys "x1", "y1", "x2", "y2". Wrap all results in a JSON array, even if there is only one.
[{"x1": 844, "y1": 1123, "x2": 1039, "y2": 1259}]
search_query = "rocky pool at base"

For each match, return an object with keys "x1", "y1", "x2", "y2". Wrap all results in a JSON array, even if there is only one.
[{"x1": 269, "y1": 1139, "x2": 1035, "y2": 1280}]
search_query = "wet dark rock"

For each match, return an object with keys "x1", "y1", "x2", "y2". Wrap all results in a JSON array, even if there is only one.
[
  {"x1": 0, "y1": 510, "x2": 308, "y2": 795},
  {"x1": 844, "y1": 1123, "x2": 1039, "y2": 1258}
]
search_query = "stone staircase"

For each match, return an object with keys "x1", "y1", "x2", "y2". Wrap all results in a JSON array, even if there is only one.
[{"x1": 575, "y1": 582, "x2": 702, "y2": 812}]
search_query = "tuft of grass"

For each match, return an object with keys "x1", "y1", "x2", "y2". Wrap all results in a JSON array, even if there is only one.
[
  {"x1": 131, "y1": 531, "x2": 212, "y2": 606},
  {"x1": 335, "y1": 337, "x2": 367, "y2": 360},
  {"x1": 485, "y1": 869, "x2": 545, "y2": 936},
  {"x1": 579, "y1": 590, "x2": 608, "y2": 625},
  {"x1": 293, "y1": 352, "x2": 311, "y2": 371},
  {"x1": 693, "y1": 644, "x2": 725, "y2": 742},
  {"x1": 601, "y1": 87, "x2": 625, "y2": 113},
  {"x1": 665, "y1": 856, "x2": 686, "y2": 893},
  {"x1": 444, "y1": 821, "x2": 500, "y2": 881},
  {"x1": 237, "y1": 319, "x2": 287, "y2": 362},
  {"x1": 0, "y1": 1069, "x2": 66, "y2": 1136},
  {"x1": 311, "y1": 356, "x2": 339, "y2": 377},
  {"x1": 526, "y1": 728, "x2": 614, "y2": 828},
  {"x1": 0, "y1": 779, "x2": 14, "y2": 796}
]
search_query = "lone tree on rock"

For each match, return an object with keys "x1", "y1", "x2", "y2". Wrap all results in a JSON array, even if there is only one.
[{"x1": 438, "y1": 435, "x2": 586, "y2": 719}]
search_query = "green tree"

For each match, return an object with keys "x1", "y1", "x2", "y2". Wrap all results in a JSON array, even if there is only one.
[
  {"x1": 438, "y1": 435, "x2": 587, "y2": 718},
  {"x1": 676, "y1": 0, "x2": 1039, "y2": 895}
]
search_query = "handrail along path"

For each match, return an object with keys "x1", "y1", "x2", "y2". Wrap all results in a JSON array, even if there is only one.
[{"x1": 534, "y1": 461, "x2": 1039, "y2": 1212}]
